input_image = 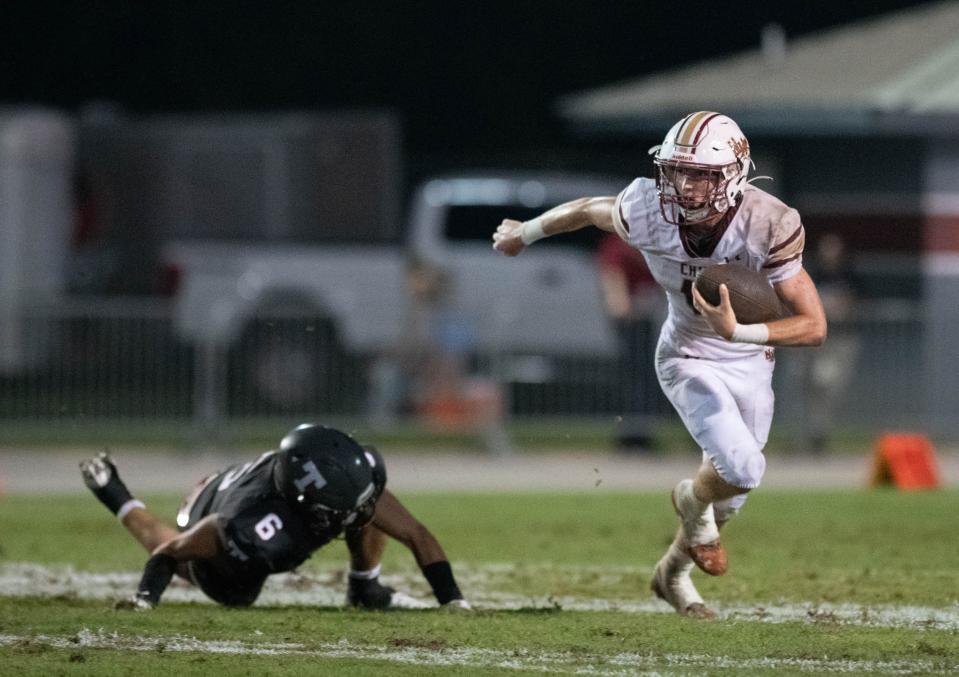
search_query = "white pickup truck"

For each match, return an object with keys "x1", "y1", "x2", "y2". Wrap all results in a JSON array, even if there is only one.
[{"x1": 163, "y1": 172, "x2": 624, "y2": 408}]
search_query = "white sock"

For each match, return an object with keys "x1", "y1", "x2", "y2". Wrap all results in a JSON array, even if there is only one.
[
  {"x1": 658, "y1": 542, "x2": 704, "y2": 608},
  {"x1": 349, "y1": 564, "x2": 382, "y2": 580},
  {"x1": 666, "y1": 541, "x2": 694, "y2": 573},
  {"x1": 676, "y1": 480, "x2": 719, "y2": 545},
  {"x1": 688, "y1": 488, "x2": 711, "y2": 515}
]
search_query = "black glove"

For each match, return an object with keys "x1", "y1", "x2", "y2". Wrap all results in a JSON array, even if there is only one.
[{"x1": 346, "y1": 576, "x2": 396, "y2": 610}]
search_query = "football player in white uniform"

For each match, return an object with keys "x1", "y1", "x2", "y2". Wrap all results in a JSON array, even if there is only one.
[{"x1": 492, "y1": 112, "x2": 827, "y2": 618}]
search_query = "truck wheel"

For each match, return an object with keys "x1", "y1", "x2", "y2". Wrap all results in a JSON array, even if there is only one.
[{"x1": 230, "y1": 314, "x2": 343, "y2": 414}]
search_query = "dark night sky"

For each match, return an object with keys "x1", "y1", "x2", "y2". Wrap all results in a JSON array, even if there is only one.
[{"x1": 0, "y1": 0, "x2": 940, "y2": 157}]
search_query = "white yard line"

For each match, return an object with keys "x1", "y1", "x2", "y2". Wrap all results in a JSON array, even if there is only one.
[
  {"x1": 0, "y1": 629, "x2": 954, "y2": 675},
  {"x1": 2, "y1": 562, "x2": 958, "y2": 632}
]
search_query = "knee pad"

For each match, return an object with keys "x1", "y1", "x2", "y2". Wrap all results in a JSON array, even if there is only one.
[
  {"x1": 739, "y1": 450, "x2": 766, "y2": 488},
  {"x1": 712, "y1": 443, "x2": 766, "y2": 489}
]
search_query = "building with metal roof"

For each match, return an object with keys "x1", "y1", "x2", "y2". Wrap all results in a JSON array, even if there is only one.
[{"x1": 558, "y1": 1, "x2": 959, "y2": 137}]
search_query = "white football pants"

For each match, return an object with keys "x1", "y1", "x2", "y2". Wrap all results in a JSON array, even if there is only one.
[{"x1": 655, "y1": 341, "x2": 775, "y2": 489}]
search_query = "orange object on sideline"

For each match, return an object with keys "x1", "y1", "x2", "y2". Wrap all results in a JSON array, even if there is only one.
[
  {"x1": 870, "y1": 433, "x2": 940, "y2": 490},
  {"x1": 418, "y1": 379, "x2": 503, "y2": 431}
]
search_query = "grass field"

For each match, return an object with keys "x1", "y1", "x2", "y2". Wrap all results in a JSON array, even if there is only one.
[{"x1": 2, "y1": 489, "x2": 958, "y2": 675}]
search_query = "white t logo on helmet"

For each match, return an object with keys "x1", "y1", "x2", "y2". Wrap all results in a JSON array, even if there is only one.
[{"x1": 294, "y1": 460, "x2": 328, "y2": 493}]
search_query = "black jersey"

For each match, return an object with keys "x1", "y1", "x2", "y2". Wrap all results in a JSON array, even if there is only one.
[{"x1": 184, "y1": 451, "x2": 338, "y2": 581}]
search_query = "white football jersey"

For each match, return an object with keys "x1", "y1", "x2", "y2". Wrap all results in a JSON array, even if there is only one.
[{"x1": 612, "y1": 178, "x2": 804, "y2": 360}]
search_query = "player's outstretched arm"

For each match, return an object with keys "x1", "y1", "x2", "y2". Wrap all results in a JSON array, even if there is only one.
[
  {"x1": 492, "y1": 196, "x2": 616, "y2": 256},
  {"x1": 371, "y1": 490, "x2": 469, "y2": 608},
  {"x1": 129, "y1": 514, "x2": 224, "y2": 609}
]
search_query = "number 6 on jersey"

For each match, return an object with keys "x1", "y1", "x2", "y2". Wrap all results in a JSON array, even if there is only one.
[{"x1": 255, "y1": 513, "x2": 283, "y2": 540}]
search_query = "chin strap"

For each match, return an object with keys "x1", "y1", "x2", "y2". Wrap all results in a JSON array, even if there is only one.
[
  {"x1": 747, "y1": 175, "x2": 773, "y2": 184},
  {"x1": 681, "y1": 205, "x2": 713, "y2": 223}
]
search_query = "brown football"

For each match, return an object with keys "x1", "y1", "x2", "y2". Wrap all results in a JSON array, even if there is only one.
[{"x1": 693, "y1": 263, "x2": 788, "y2": 324}]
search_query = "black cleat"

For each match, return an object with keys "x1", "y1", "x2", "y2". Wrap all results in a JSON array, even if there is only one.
[
  {"x1": 346, "y1": 577, "x2": 396, "y2": 610},
  {"x1": 80, "y1": 452, "x2": 135, "y2": 515}
]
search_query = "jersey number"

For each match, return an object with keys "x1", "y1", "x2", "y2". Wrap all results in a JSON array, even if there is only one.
[
  {"x1": 254, "y1": 513, "x2": 284, "y2": 541},
  {"x1": 681, "y1": 279, "x2": 701, "y2": 315}
]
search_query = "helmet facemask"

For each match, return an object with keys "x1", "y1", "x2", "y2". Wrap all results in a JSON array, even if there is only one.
[
  {"x1": 653, "y1": 158, "x2": 744, "y2": 226},
  {"x1": 296, "y1": 480, "x2": 378, "y2": 536}
]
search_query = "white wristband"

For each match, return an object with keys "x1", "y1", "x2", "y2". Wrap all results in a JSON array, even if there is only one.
[
  {"x1": 730, "y1": 323, "x2": 769, "y2": 344},
  {"x1": 117, "y1": 499, "x2": 146, "y2": 522},
  {"x1": 520, "y1": 217, "x2": 547, "y2": 245}
]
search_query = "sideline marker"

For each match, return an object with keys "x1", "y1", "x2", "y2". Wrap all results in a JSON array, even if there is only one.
[{"x1": 869, "y1": 433, "x2": 940, "y2": 490}]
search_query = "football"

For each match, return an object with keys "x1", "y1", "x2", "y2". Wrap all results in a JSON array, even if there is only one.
[{"x1": 693, "y1": 263, "x2": 787, "y2": 324}]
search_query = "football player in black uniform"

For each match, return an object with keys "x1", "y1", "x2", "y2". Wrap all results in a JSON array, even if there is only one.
[{"x1": 80, "y1": 424, "x2": 469, "y2": 610}]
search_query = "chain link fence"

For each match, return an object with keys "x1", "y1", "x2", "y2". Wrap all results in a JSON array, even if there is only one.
[{"x1": 0, "y1": 298, "x2": 939, "y2": 449}]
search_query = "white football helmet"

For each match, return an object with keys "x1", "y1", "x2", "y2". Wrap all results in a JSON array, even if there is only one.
[{"x1": 649, "y1": 112, "x2": 751, "y2": 225}]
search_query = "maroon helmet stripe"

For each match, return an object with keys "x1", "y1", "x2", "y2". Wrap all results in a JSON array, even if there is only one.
[
  {"x1": 690, "y1": 113, "x2": 721, "y2": 145},
  {"x1": 768, "y1": 224, "x2": 804, "y2": 255}
]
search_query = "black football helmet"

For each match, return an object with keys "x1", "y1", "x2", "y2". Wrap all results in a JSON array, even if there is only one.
[{"x1": 272, "y1": 424, "x2": 387, "y2": 536}]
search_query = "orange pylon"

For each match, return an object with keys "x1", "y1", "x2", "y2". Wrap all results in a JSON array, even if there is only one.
[{"x1": 870, "y1": 433, "x2": 940, "y2": 490}]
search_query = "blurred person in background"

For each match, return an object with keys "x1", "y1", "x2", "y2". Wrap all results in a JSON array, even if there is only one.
[
  {"x1": 596, "y1": 232, "x2": 662, "y2": 451},
  {"x1": 493, "y1": 112, "x2": 827, "y2": 618},
  {"x1": 80, "y1": 424, "x2": 470, "y2": 611},
  {"x1": 366, "y1": 258, "x2": 507, "y2": 452},
  {"x1": 366, "y1": 258, "x2": 452, "y2": 427},
  {"x1": 798, "y1": 232, "x2": 860, "y2": 453}
]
